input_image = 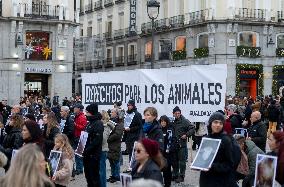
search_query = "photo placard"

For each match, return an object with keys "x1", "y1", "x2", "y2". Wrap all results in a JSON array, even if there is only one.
[
  {"x1": 48, "y1": 150, "x2": 62, "y2": 177},
  {"x1": 235, "y1": 128, "x2": 248, "y2": 137},
  {"x1": 75, "y1": 131, "x2": 89, "y2": 157},
  {"x1": 190, "y1": 137, "x2": 221, "y2": 171}
]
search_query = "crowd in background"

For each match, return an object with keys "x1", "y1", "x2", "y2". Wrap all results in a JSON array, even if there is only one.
[{"x1": 0, "y1": 93, "x2": 283, "y2": 187}]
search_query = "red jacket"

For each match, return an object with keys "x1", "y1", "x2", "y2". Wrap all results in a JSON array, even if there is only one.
[
  {"x1": 74, "y1": 112, "x2": 87, "y2": 138},
  {"x1": 223, "y1": 118, "x2": 232, "y2": 135}
]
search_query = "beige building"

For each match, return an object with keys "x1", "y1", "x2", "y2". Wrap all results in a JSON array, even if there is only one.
[
  {"x1": 75, "y1": 0, "x2": 284, "y2": 98},
  {"x1": 0, "y1": 0, "x2": 79, "y2": 105}
]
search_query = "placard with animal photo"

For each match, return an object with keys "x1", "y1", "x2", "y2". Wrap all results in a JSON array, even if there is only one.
[
  {"x1": 120, "y1": 173, "x2": 132, "y2": 187},
  {"x1": 48, "y1": 150, "x2": 62, "y2": 177},
  {"x1": 190, "y1": 137, "x2": 221, "y2": 171},
  {"x1": 75, "y1": 131, "x2": 89, "y2": 157},
  {"x1": 254, "y1": 154, "x2": 278, "y2": 187},
  {"x1": 235, "y1": 128, "x2": 248, "y2": 137}
]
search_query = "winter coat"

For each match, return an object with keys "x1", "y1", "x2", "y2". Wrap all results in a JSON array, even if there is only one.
[
  {"x1": 172, "y1": 115, "x2": 194, "y2": 147},
  {"x1": 43, "y1": 125, "x2": 60, "y2": 157},
  {"x1": 199, "y1": 133, "x2": 236, "y2": 187},
  {"x1": 74, "y1": 112, "x2": 87, "y2": 138},
  {"x1": 83, "y1": 113, "x2": 104, "y2": 158},
  {"x1": 247, "y1": 120, "x2": 267, "y2": 152},
  {"x1": 141, "y1": 120, "x2": 164, "y2": 151},
  {"x1": 125, "y1": 108, "x2": 143, "y2": 144},
  {"x1": 53, "y1": 151, "x2": 74, "y2": 187},
  {"x1": 107, "y1": 121, "x2": 124, "y2": 161},
  {"x1": 268, "y1": 104, "x2": 280, "y2": 122},
  {"x1": 62, "y1": 114, "x2": 75, "y2": 145},
  {"x1": 0, "y1": 127, "x2": 23, "y2": 159},
  {"x1": 245, "y1": 140, "x2": 264, "y2": 175},
  {"x1": 102, "y1": 121, "x2": 114, "y2": 152},
  {"x1": 131, "y1": 159, "x2": 163, "y2": 184}
]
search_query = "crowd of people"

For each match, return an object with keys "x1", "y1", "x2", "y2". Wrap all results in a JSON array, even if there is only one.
[{"x1": 0, "y1": 94, "x2": 283, "y2": 187}]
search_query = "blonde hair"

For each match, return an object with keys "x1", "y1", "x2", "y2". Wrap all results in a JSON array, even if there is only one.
[
  {"x1": 46, "y1": 112, "x2": 59, "y2": 137},
  {"x1": 0, "y1": 144, "x2": 54, "y2": 187},
  {"x1": 143, "y1": 107, "x2": 158, "y2": 118},
  {"x1": 54, "y1": 134, "x2": 74, "y2": 160},
  {"x1": 101, "y1": 110, "x2": 110, "y2": 124}
]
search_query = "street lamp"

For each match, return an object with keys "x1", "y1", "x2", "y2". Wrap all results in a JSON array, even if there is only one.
[{"x1": 147, "y1": 0, "x2": 160, "y2": 69}]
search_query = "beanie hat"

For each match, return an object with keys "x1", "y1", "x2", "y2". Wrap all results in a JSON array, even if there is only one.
[
  {"x1": 73, "y1": 103, "x2": 84, "y2": 110},
  {"x1": 86, "y1": 103, "x2": 98, "y2": 115},
  {"x1": 172, "y1": 106, "x2": 181, "y2": 113},
  {"x1": 140, "y1": 138, "x2": 159, "y2": 158},
  {"x1": 208, "y1": 112, "x2": 225, "y2": 126},
  {"x1": 24, "y1": 120, "x2": 42, "y2": 142},
  {"x1": 128, "y1": 100, "x2": 135, "y2": 107}
]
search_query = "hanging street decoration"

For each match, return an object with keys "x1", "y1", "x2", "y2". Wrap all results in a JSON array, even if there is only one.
[
  {"x1": 34, "y1": 45, "x2": 43, "y2": 54},
  {"x1": 42, "y1": 46, "x2": 52, "y2": 60},
  {"x1": 24, "y1": 43, "x2": 34, "y2": 59}
]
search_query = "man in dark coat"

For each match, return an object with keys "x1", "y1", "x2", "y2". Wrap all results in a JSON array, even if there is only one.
[
  {"x1": 247, "y1": 111, "x2": 267, "y2": 152},
  {"x1": 83, "y1": 103, "x2": 104, "y2": 187},
  {"x1": 124, "y1": 100, "x2": 143, "y2": 161},
  {"x1": 172, "y1": 106, "x2": 195, "y2": 183}
]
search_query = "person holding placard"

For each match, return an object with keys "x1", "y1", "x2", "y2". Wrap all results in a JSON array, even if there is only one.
[
  {"x1": 267, "y1": 131, "x2": 284, "y2": 185},
  {"x1": 52, "y1": 134, "x2": 74, "y2": 187},
  {"x1": 199, "y1": 112, "x2": 237, "y2": 187},
  {"x1": 83, "y1": 103, "x2": 104, "y2": 187}
]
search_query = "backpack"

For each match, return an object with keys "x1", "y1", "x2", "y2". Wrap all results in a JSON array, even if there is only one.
[{"x1": 231, "y1": 137, "x2": 242, "y2": 170}]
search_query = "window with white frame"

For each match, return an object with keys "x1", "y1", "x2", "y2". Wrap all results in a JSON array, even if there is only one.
[
  {"x1": 129, "y1": 44, "x2": 136, "y2": 56},
  {"x1": 198, "y1": 33, "x2": 208, "y2": 48},
  {"x1": 238, "y1": 32, "x2": 258, "y2": 47},
  {"x1": 277, "y1": 34, "x2": 284, "y2": 48},
  {"x1": 175, "y1": 36, "x2": 186, "y2": 51}
]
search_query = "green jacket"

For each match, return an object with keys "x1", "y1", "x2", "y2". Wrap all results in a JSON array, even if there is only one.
[
  {"x1": 245, "y1": 140, "x2": 264, "y2": 175},
  {"x1": 172, "y1": 115, "x2": 194, "y2": 147}
]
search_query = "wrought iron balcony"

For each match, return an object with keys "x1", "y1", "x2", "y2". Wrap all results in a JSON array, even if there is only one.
[
  {"x1": 145, "y1": 54, "x2": 151, "y2": 62},
  {"x1": 94, "y1": 1, "x2": 103, "y2": 10},
  {"x1": 127, "y1": 54, "x2": 137, "y2": 65},
  {"x1": 103, "y1": 32, "x2": 112, "y2": 41},
  {"x1": 169, "y1": 15, "x2": 184, "y2": 28},
  {"x1": 155, "y1": 18, "x2": 170, "y2": 31},
  {"x1": 94, "y1": 60, "x2": 103, "y2": 69},
  {"x1": 85, "y1": 3, "x2": 93, "y2": 14},
  {"x1": 159, "y1": 52, "x2": 170, "y2": 60},
  {"x1": 114, "y1": 29, "x2": 125, "y2": 39},
  {"x1": 234, "y1": 8, "x2": 265, "y2": 21},
  {"x1": 141, "y1": 22, "x2": 152, "y2": 34},
  {"x1": 104, "y1": 0, "x2": 114, "y2": 7},
  {"x1": 20, "y1": 2, "x2": 61, "y2": 19},
  {"x1": 104, "y1": 58, "x2": 113, "y2": 68},
  {"x1": 115, "y1": 0, "x2": 125, "y2": 4},
  {"x1": 185, "y1": 9, "x2": 210, "y2": 24},
  {"x1": 116, "y1": 56, "x2": 125, "y2": 66}
]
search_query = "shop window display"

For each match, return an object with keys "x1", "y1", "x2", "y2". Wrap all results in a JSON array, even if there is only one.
[
  {"x1": 239, "y1": 32, "x2": 258, "y2": 47},
  {"x1": 25, "y1": 32, "x2": 52, "y2": 60}
]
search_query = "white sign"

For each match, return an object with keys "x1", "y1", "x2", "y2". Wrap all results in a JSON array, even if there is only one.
[
  {"x1": 25, "y1": 67, "x2": 52, "y2": 73},
  {"x1": 82, "y1": 64, "x2": 227, "y2": 122},
  {"x1": 228, "y1": 39, "x2": 236, "y2": 47}
]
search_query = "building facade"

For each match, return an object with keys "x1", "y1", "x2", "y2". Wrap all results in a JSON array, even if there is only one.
[
  {"x1": 0, "y1": 0, "x2": 79, "y2": 105},
  {"x1": 75, "y1": 0, "x2": 284, "y2": 99}
]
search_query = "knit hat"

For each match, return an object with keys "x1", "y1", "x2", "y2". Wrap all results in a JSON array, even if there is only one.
[
  {"x1": 86, "y1": 103, "x2": 98, "y2": 115},
  {"x1": 172, "y1": 106, "x2": 181, "y2": 113},
  {"x1": 23, "y1": 120, "x2": 42, "y2": 142},
  {"x1": 128, "y1": 100, "x2": 135, "y2": 107},
  {"x1": 73, "y1": 103, "x2": 84, "y2": 110},
  {"x1": 140, "y1": 138, "x2": 159, "y2": 158},
  {"x1": 208, "y1": 112, "x2": 225, "y2": 126}
]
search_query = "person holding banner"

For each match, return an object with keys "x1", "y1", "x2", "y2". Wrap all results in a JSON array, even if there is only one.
[
  {"x1": 267, "y1": 131, "x2": 284, "y2": 185},
  {"x1": 124, "y1": 100, "x2": 143, "y2": 161},
  {"x1": 199, "y1": 112, "x2": 237, "y2": 187},
  {"x1": 131, "y1": 138, "x2": 164, "y2": 184},
  {"x1": 83, "y1": 103, "x2": 104, "y2": 187}
]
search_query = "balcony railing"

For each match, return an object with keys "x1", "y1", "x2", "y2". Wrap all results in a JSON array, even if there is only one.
[
  {"x1": 145, "y1": 54, "x2": 151, "y2": 62},
  {"x1": 19, "y1": 2, "x2": 61, "y2": 19},
  {"x1": 141, "y1": 22, "x2": 152, "y2": 34},
  {"x1": 85, "y1": 3, "x2": 93, "y2": 14},
  {"x1": 76, "y1": 63, "x2": 84, "y2": 71},
  {"x1": 85, "y1": 63, "x2": 93, "y2": 70},
  {"x1": 116, "y1": 56, "x2": 124, "y2": 66},
  {"x1": 169, "y1": 15, "x2": 184, "y2": 28},
  {"x1": 114, "y1": 29, "x2": 125, "y2": 39},
  {"x1": 104, "y1": 58, "x2": 113, "y2": 67},
  {"x1": 234, "y1": 8, "x2": 265, "y2": 21},
  {"x1": 155, "y1": 18, "x2": 170, "y2": 31},
  {"x1": 94, "y1": 1, "x2": 103, "y2": 10},
  {"x1": 104, "y1": 0, "x2": 114, "y2": 7},
  {"x1": 159, "y1": 52, "x2": 170, "y2": 60},
  {"x1": 115, "y1": 0, "x2": 125, "y2": 4},
  {"x1": 185, "y1": 9, "x2": 211, "y2": 24},
  {"x1": 94, "y1": 60, "x2": 103, "y2": 69},
  {"x1": 103, "y1": 32, "x2": 112, "y2": 41},
  {"x1": 128, "y1": 54, "x2": 137, "y2": 65}
]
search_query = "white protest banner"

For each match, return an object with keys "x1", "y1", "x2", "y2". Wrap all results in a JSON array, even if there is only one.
[{"x1": 82, "y1": 64, "x2": 227, "y2": 122}]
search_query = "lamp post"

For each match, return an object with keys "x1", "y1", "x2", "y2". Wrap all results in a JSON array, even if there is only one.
[{"x1": 147, "y1": 0, "x2": 160, "y2": 69}]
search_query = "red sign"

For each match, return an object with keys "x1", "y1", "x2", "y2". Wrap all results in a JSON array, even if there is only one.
[{"x1": 240, "y1": 70, "x2": 257, "y2": 75}]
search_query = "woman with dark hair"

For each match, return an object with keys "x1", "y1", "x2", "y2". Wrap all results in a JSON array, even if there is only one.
[
  {"x1": 131, "y1": 138, "x2": 164, "y2": 184},
  {"x1": 25, "y1": 113, "x2": 36, "y2": 122},
  {"x1": 22, "y1": 120, "x2": 44, "y2": 149},
  {"x1": 0, "y1": 114, "x2": 24, "y2": 171},
  {"x1": 267, "y1": 131, "x2": 284, "y2": 185},
  {"x1": 199, "y1": 112, "x2": 237, "y2": 187}
]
